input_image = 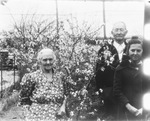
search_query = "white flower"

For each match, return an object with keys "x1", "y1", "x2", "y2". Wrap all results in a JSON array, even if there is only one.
[
  {"x1": 110, "y1": 56, "x2": 115, "y2": 63},
  {"x1": 70, "y1": 111, "x2": 74, "y2": 116},
  {"x1": 84, "y1": 76, "x2": 88, "y2": 81},
  {"x1": 75, "y1": 68, "x2": 80, "y2": 73}
]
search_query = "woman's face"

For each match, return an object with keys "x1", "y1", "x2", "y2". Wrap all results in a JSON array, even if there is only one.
[
  {"x1": 40, "y1": 54, "x2": 55, "y2": 73},
  {"x1": 128, "y1": 43, "x2": 143, "y2": 63}
]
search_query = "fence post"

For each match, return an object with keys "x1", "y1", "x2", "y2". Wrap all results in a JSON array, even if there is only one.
[
  {"x1": 13, "y1": 54, "x2": 15, "y2": 85},
  {"x1": 0, "y1": 52, "x2": 2, "y2": 98}
]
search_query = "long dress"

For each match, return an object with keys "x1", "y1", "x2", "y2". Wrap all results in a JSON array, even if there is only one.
[{"x1": 19, "y1": 69, "x2": 64, "y2": 121}]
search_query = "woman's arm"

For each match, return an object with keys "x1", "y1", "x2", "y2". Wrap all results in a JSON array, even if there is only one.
[
  {"x1": 113, "y1": 70, "x2": 129, "y2": 107},
  {"x1": 19, "y1": 74, "x2": 35, "y2": 105}
]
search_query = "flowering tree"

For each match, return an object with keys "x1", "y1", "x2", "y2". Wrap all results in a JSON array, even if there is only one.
[{"x1": 1, "y1": 15, "x2": 105, "y2": 120}]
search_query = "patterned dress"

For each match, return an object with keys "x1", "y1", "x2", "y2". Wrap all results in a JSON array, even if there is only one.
[{"x1": 19, "y1": 69, "x2": 64, "y2": 121}]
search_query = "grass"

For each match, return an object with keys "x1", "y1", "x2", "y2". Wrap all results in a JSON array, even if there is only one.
[{"x1": 0, "y1": 70, "x2": 22, "y2": 120}]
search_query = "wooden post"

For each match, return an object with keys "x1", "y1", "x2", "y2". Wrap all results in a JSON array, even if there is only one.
[
  {"x1": 13, "y1": 54, "x2": 15, "y2": 85},
  {"x1": 0, "y1": 53, "x2": 2, "y2": 98},
  {"x1": 102, "y1": 0, "x2": 106, "y2": 39},
  {"x1": 55, "y1": 0, "x2": 59, "y2": 37}
]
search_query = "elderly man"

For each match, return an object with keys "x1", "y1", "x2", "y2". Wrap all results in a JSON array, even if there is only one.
[
  {"x1": 95, "y1": 21, "x2": 128, "y2": 120},
  {"x1": 111, "y1": 21, "x2": 128, "y2": 62},
  {"x1": 19, "y1": 48, "x2": 67, "y2": 121}
]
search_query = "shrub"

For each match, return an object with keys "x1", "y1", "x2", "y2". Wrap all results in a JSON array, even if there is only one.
[{"x1": 0, "y1": 17, "x2": 105, "y2": 120}]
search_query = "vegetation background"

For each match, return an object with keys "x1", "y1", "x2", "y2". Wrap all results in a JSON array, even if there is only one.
[{"x1": 0, "y1": 15, "x2": 107, "y2": 121}]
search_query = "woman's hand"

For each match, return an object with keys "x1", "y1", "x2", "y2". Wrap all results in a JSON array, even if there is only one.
[
  {"x1": 56, "y1": 96, "x2": 67, "y2": 119},
  {"x1": 135, "y1": 108, "x2": 143, "y2": 117},
  {"x1": 57, "y1": 104, "x2": 66, "y2": 115},
  {"x1": 55, "y1": 104, "x2": 66, "y2": 119}
]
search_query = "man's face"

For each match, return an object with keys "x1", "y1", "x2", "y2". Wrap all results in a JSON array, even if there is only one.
[
  {"x1": 129, "y1": 44, "x2": 143, "y2": 63},
  {"x1": 111, "y1": 23, "x2": 127, "y2": 42},
  {"x1": 40, "y1": 54, "x2": 54, "y2": 72}
]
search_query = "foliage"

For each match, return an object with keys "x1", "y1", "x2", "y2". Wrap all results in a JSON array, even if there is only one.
[{"x1": 0, "y1": 16, "x2": 105, "y2": 120}]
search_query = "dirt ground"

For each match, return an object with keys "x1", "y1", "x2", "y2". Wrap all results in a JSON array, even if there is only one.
[
  {"x1": 0, "y1": 106, "x2": 25, "y2": 121},
  {"x1": 0, "y1": 71, "x2": 22, "y2": 121}
]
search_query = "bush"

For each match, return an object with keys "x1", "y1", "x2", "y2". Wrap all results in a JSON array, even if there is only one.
[{"x1": 0, "y1": 17, "x2": 105, "y2": 120}]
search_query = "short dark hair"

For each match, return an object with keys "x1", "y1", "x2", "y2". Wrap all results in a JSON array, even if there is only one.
[{"x1": 126, "y1": 36, "x2": 143, "y2": 55}]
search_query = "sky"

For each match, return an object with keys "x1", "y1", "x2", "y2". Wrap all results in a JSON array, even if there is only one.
[{"x1": 0, "y1": 0, "x2": 145, "y2": 37}]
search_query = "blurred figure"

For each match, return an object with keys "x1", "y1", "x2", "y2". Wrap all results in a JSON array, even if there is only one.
[
  {"x1": 95, "y1": 21, "x2": 128, "y2": 120},
  {"x1": 19, "y1": 48, "x2": 67, "y2": 121},
  {"x1": 113, "y1": 36, "x2": 150, "y2": 121}
]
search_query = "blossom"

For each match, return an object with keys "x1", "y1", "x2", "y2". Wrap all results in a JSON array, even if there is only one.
[{"x1": 98, "y1": 43, "x2": 116, "y2": 67}]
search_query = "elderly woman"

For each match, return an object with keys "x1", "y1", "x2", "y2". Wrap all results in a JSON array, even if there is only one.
[{"x1": 19, "y1": 48, "x2": 67, "y2": 121}]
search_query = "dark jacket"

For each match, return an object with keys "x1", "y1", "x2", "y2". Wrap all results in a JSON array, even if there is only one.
[
  {"x1": 95, "y1": 40, "x2": 127, "y2": 119},
  {"x1": 95, "y1": 40, "x2": 127, "y2": 98},
  {"x1": 113, "y1": 59, "x2": 150, "y2": 120},
  {"x1": 95, "y1": 43, "x2": 119, "y2": 90}
]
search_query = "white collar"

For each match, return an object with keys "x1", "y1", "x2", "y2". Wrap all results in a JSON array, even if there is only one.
[{"x1": 113, "y1": 41, "x2": 125, "y2": 48}]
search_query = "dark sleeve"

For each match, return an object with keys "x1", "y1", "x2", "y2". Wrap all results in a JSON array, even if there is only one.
[
  {"x1": 19, "y1": 74, "x2": 36, "y2": 105},
  {"x1": 113, "y1": 69, "x2": 129, "y2": 108},
  {"x1": 95, "y1": 60, "x2": 105, "y2": 90},
  {"x1": 142, "y1": 75, "x2": 150, "y2": 94}
]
